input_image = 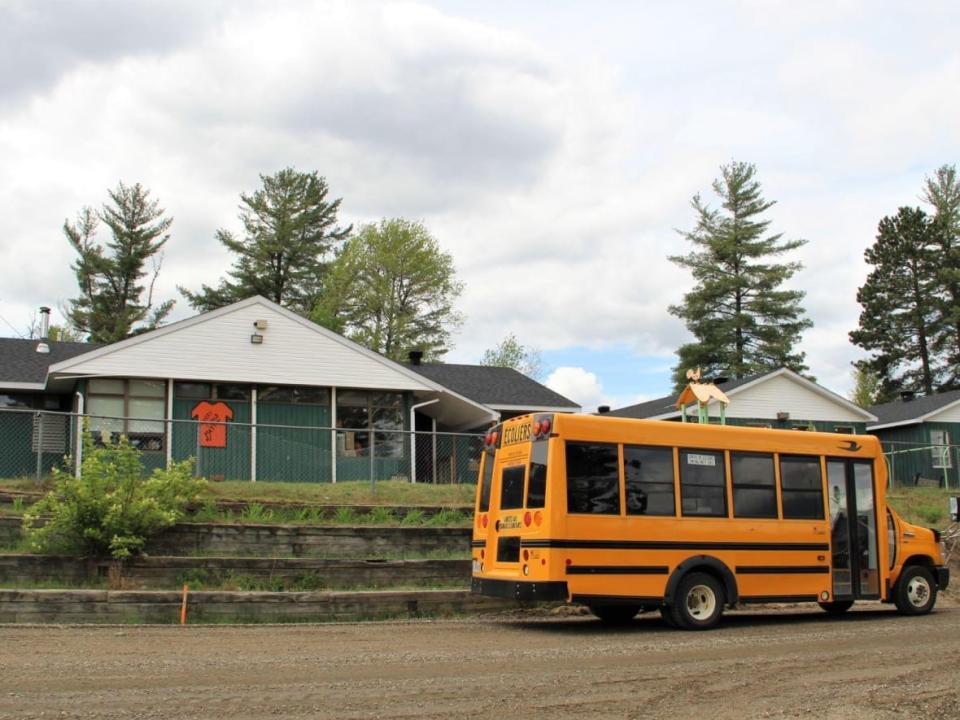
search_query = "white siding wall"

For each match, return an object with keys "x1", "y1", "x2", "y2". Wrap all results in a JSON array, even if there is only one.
[
  {"x1": 929, "y1": 402, "x2": 960, "y2": 423},
  {"x1": 55, "y1": 302, "x2": 432, "y2": 391},
  {"x1": 713, "y1": 374, "x2": 866, "y2": 422}
]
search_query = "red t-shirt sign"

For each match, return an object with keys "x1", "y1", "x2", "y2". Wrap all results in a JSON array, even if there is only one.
[{"x1": 191, "y1": 401, "x2": 234, "y2": 448}]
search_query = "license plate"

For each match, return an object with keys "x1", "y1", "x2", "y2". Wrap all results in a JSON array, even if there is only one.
[{"x1": 472, "y1": 559, "x2": 481, "y2": 572}]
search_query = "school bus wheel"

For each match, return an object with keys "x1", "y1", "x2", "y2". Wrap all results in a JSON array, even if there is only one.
[
  {"x1": 669, "y1": 572, "x2": 725, "y2": 630},
  {"x1": 589, "y1": 605, "x2": 640, "y2": 625},
  {"x1": 817, "y1": 600, "x2": 854, "y2": 615},
  {"x1": 894, "y1": 565, "x2": 937, "y2": 615}
]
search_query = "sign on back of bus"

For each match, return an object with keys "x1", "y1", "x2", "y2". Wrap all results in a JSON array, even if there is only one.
[
  {"x1": 687, "y1": 453, "x2": 716, "y2": 467},
  {"x1": 951, "y1": 496, "x2": 959, "y2": 522}
]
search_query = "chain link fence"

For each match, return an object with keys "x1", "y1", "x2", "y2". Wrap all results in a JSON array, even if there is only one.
[
  {"x1": 882, "y1": 440, "x2": 960, "y2": 489},
  {"x1": 0, "y1": 408, "x2": 483, "y2": 485}
]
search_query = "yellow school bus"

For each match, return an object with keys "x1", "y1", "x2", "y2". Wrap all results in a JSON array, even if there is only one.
[{"x1": 470, "y1": 413, "x2": 949, "y2": 629}]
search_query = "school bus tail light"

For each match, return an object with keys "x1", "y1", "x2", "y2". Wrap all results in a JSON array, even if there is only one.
[
  {"x1": 523, "y1": 511, "x2": 532, "y2": 527},
  {"x1": 534, "y1": 511, "x2": 543, "y2": 527},
  {"x1": 481, "y1": 514, "x2": 489, "y2": 529}
]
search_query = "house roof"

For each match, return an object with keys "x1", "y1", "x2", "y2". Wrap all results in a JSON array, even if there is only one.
[
  {"x1": 607, "y1": 368, "x2": 876, "y2": 422},
  {"x1": 404, "y1": 362, "x2": 580, "y2": 411},
  {"x1": 0, "y1": 338, "x2": 103, "y2": 389},
  {"x1": 606, "y1": 373, "x2": 771, "y2": 419},
  {"x1": 867, "y1": 389, "x2": 960, "y2": 430}
]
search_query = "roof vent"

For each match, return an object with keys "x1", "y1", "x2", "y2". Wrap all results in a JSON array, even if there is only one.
[
  {"x1": 408, "y1": 350, "x2": 423, "y2": 366},
  {"x1": 597, "y1": 405, "x2": 611, "y2": 414},
  {"x1": 713, "y1": 376, "x2": 729, "y2": 385},
  {"x1": 35, "y1": 306, "x2": 51, "y2": 353},
  {"x1": 900, "y1": 390, "x2": 916, "y2": 402}
]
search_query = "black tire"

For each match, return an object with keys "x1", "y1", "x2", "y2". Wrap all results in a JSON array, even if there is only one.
[
  {"x1": 818, "y1": 600, "x2": 854, "y2": 615},
  {"x1": 894, "y1": 565, "x2": 938, "y2": 615},
  {"x1": 668, "y1": 572, "x2": 725, "y2": 630},
  {"x1": 659, "y1": 606, "x2": 677, "y2": 628},
  {"x1": 590, "y1": 605, "x2": 639, "y2": 625}
]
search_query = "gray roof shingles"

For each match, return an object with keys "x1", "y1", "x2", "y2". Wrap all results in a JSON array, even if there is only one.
[
  {"x1": 0, "y1": 338, "x2": 102, "y2": 386},
  {"x1": 868, "y1": 389, "x2": 960, "y2": 427},
  {"x1": 405, "y1": 362, "x2": 579, "y2": 409}
]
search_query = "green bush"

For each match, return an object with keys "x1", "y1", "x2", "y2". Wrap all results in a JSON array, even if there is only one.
[{"x1": 23, "y1": 434, "x2": 206, "y2": 559}]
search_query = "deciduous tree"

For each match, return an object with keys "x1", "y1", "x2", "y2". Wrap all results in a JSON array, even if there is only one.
[
  {"x1": 313, "y1": 218, "x2": 463, "y2": 361},
  {"x1": 480, "y1": 333, "x2": 545, "y2": 379}
]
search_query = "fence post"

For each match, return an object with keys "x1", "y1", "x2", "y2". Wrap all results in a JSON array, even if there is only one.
[
  {"x1": 369, "y1": 430, "x2": 375, "y2": 491},
  {"x1": 74, "y1": 393, "x2": 84, "y2": 479},
  {"x1": 35, "y1": 412, "x2": 43, "y2": 481}
]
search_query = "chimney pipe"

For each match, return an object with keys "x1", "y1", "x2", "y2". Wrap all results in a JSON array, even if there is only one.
[
  {"x1": 408, "y1": 350, "x2": 423, "y2": 366},
  {"x1": 35, "y1": 307, "x2": 51, "y2": 354},
  {"x1": 900, "y1": 390, "x2": 916, "y2": 402},
  {"x1": 39, "y1": 307, "x2": 51, "y2": 340},
  {"x1": 597, "y1": 405, "x2": 610, "y2": 414}
]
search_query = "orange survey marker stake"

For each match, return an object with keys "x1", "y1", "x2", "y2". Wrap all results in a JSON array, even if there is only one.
[{"x1": 180, "y1": 584, "x2": 189, "y2": 625}]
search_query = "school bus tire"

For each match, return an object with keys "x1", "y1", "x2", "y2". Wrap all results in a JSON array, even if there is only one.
[
  {"x1": 589, "y1": 605, "x2": 640, "y2": 625},
  {"x1": 669, "y1": 572, "x2": 725, "y2": 630},
  {"x1": 817, "y1": 600, "x2": 854, "y2": 614},
  {"x1": 894, "y1": 565, "x2": 937, "y2": 615}
]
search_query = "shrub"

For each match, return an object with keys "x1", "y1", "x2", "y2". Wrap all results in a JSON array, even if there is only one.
[{"x1": 23, "y1": 434, "x2": 206, "y2": 559}]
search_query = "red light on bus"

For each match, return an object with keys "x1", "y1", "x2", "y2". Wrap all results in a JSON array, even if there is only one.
[
  {"x1": 481, "y1": 514, "x2": 488, "y2": 528},
  {"x1": 523, "y1": 511, "x2": 532, "y2": 527},
  {"x1": 565, "y1": 558, "x2": 572, "y2": 566},
  {"x1": 533, "y1": 511, "x2": 542, "y2": 527},
  {"x1": 480, "y1": 549, "x2": 485, "y2": 559},
  {"x1": 523, "y1": 549, "x2": 529, "y2": 561},
  {"x1": 540, "y1": 418, "x2": 551, "y2": 435}
]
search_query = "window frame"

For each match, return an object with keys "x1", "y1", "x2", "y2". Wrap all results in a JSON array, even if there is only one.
[
  {"x1": 678, "y1": 448, "x2": 727, "y2": 518},
  {"x1": 88, "y1": 378, "x2": 167, "y2": 451},
  {"x1": 623, "y1": 444, "x2": 677, "y2": 517},
  {"x1": 730, "y1": 451, "x2": 778, "y2": 519},
  {"x1": 564, "y1": 441, "x2": 621, "y2": 516},
  {"x1": 778, "y1": 453, "x2": 826, "y2": 520}
]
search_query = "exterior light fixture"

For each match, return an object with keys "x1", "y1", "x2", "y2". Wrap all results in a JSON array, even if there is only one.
[{"x1": 250, "y1": 333, "x2": 264, "y2": 344}]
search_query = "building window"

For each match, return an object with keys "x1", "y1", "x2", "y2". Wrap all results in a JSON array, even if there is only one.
[
  {"x1": 87, "y1": 378, "x2": 166, "y2": 451},
  {"x1": 565, "y1": 442, "x2": 620, "y2": 515},
  {"x1": 679, "y1": 449, "x2": 726, "y2": 517},
  {"x1": 258, "y1": 385, "x2": 330, "y2": 405},
  {"x1": 931, "y1": 430, "x2": 952, "y2": 468},
  {"x1": 336, "y1": 390, "x2": 404, "y2": 458},
  {"x1": 834, "y1": 426, "x2": 855, "y2": 434},
  {"x1": 731, "y1": 452, "x2": 777, "y2": 518},
  {"x1": 624, "y1": 445, "x2": 675, "y2": 516}
]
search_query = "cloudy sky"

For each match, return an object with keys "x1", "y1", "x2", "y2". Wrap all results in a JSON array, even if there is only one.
[{"x1": 1, "y1": 0, "x2": 958, "y2": 412}]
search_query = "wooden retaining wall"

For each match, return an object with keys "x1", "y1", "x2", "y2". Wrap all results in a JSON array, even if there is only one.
[
  {"x1": 0, "y1": 517, "x2": 472, "y2": 558},
  {"x1": 0, "y1": 554, "x2": 470, "y2": 590},
  {"x1": 0, "y1": 588, "x2": 511, "y2": 624}
]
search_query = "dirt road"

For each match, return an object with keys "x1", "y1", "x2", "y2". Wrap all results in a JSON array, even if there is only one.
[{"x1": 0, "y1": 605, "x2": 958, "y2": 720}]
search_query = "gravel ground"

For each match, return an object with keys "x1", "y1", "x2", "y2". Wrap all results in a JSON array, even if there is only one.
[{"x1": 0, "y1": 600, "x2": 958, "y2": 720}]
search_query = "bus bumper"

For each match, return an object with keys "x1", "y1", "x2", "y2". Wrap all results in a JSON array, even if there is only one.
[
  {"x1": 471, "y1": 577, "x2": 569, "y2": 602},
  {"x1": 936, "y1": 566, "x2": 950, "y2": 590}
]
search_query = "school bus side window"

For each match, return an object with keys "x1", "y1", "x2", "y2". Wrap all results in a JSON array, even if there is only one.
[
  {"x1": 566, "y1": 442, "x2": 620, "y2": 515},
  {"x1": 679, "y1": 449, "x2": 726, "y2": 517},
  {"x1": 624, "y1": 445, "x2": 675, "y2": 516},
  {"x1": 500, "y1": 466, "x2": 525, "y2": 510},
  {"x1": 731, "y1": 452, "x2": 777, "y2": 518},
  {"x1": 779, "y1": 455, "x2": 824, "y2": 519}
]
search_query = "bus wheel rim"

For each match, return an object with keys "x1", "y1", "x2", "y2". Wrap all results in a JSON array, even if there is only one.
[
  {"x1": 906, "y1": 576, "x2": 930, "y2": 607},
  {"x1": 686, "y1": 585, "x2": 716, "y2": 618}
]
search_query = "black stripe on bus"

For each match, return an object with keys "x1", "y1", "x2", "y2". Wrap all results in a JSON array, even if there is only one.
[
  {"x1": 470, "y1": 540, "x2": 485, "y2": 548},
  {"x1": 566, "y1": 565, "x2": 669, "y2": 576},
  {"x1": 521, "y1": 539, "x2": 830, "y2": 552},
  {"x1": 736, "y1": 566, "x2": 829, "y2": 575},
  {"x1": 571, "y1": 594, "x2": 663, "y2": 606},
  {"x1": 739, "y1": 595, "x2": 819, "y2": 604}
]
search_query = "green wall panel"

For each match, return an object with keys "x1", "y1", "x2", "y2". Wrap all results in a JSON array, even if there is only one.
[{"x1": 256, "y1": 402, "x2": 331, "y2": 482}]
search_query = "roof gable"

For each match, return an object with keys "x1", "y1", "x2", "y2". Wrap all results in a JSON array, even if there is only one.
[
  {"x1": 868, "y1": 389, "x2": 960, "y2": 429},
  {"x1": 48, "y1": 297, "x2": 436, "y2": 391},
  {"x1": 609, "y1": 368, "x2": 875, "y2": 422}
]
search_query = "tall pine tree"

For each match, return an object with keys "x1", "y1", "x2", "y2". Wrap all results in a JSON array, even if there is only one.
[
  {"x1": 180, "y1": 168, "x2": 350, "y2": 314},
  {"x1": 65, "y1": 182, "x2": 174, "y2": 343},
  {"x1": 668, "y1": 161, "x2": 811, "y2": 390},
  {"x1": 850, "y1": 207, "x2": 942, "y2": 397},
  {"x1": 923, "y1": 164, "x2": 960, "y2": 390}
]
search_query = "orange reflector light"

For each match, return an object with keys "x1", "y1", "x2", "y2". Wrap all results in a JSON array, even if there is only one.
[
  {"x1": 533, "y1": 511, "x2": 542, "y2": 526},
  {"x1": 491, "y1": 431, "x2": 499, "y2": 445},
  {"x1": 532, "y1": 420, "x2": 541, "y2": 435}
]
